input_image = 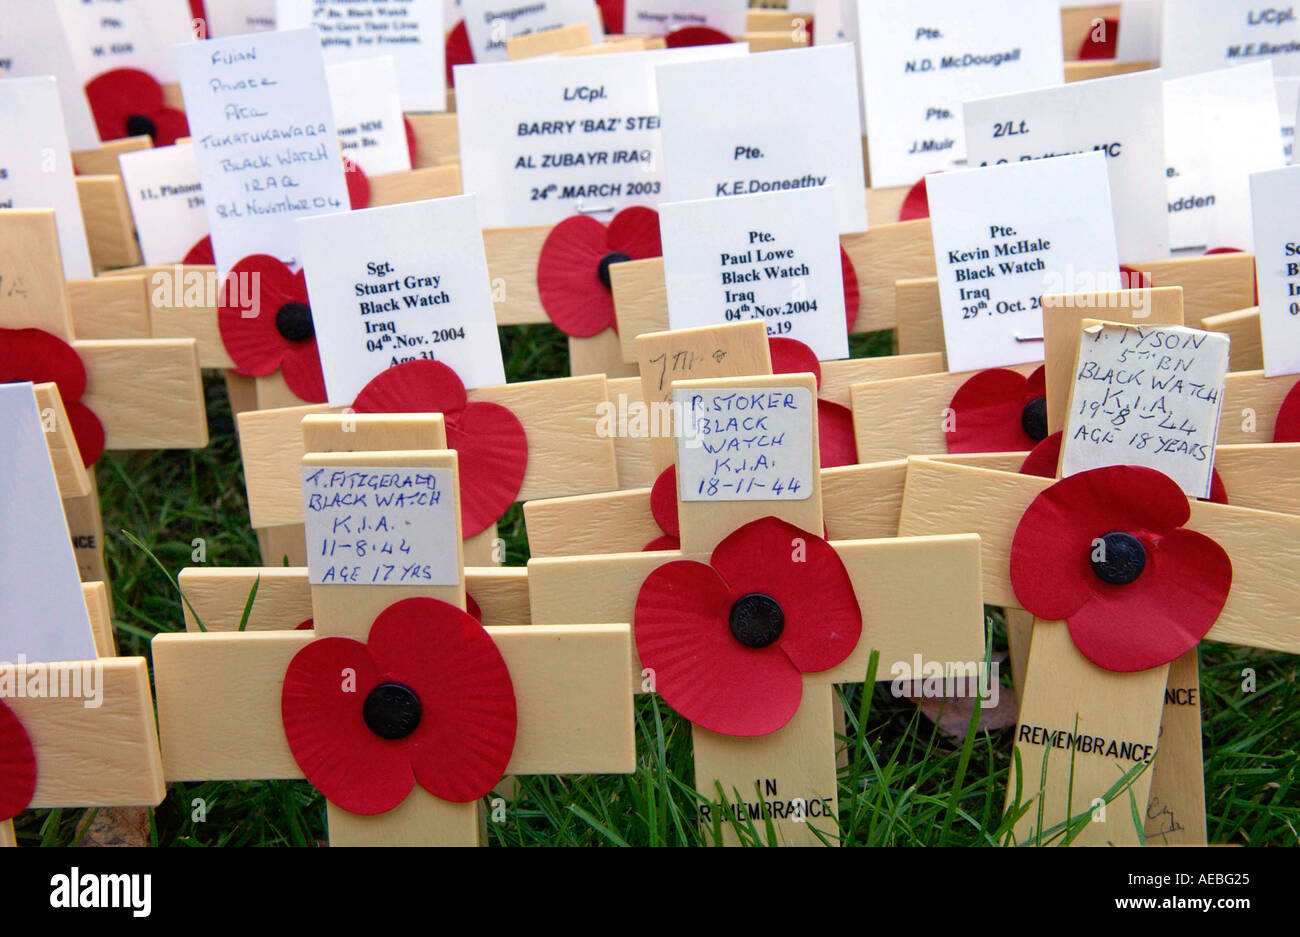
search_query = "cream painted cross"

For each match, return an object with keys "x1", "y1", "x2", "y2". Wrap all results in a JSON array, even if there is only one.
[
  {"x1": 528, "y1": 371, "x2": 985, "y2": 845},
  {"x1": 152, "y1": 446, "x2": 635, "y2": 846}
]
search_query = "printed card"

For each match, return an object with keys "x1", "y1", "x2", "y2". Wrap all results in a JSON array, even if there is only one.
[
  {"x1": 203, "y1": 0, "x2": 277, "y2": 37},
  {"x1": 1161, "y1": 0, "x2": 1300, "y2": 79},
  {"x1": 622, "y1": 0, "x2": 748, "y2": 37},
  {"x1": 855, "y1": 0, "x2": 1064, "y2": 189},
  {"x1": 659, "y1": 187, "x2": 849, "y2": 361},
  {"x1": 119, "y1": 143, "x2": 208, "y2": 266},
  {"x1": 277, "y1": 0, "x2": 445, "y2": 112},
  {"x1": 926, "y1": 151, "x2": 1120, "y2": 373},
  {"x1": 461, "y1": 0, "x2": 605, "y2": 62},
  {"x1": 1249, "y1": 164, "x2": 1300, "y2": 376},
  {"x1": 298, "y1": 194, "x2": 505, "y2": 406},
  {"x1": 55, "y1": 0, "x2": 195, "y2": 84},
  {"x1": 1061, "y1": 322, "x2": 1229, "y2": 499},
  {"x1": 0, "y1": 77, "x2": 93, "y2": 280},
  {"x1": 0, "y1": 0, "x2": 100, "y2": 150},
  {"x1": 176, "y1": 29, "x2": 351, "y2": 274},
  {"x1": 655, "y1": 45, "x2": 867, "y2": 233},
  {"x1": 964, "y1": 69, "x2": 1169, "y2": 262},
  {"x1": 1164, "y1": 62, "x2": 1284, "y2": 252},
  {"x1": 0, "y1": 383, "x2": 97, "y2": 665},
  {"x1": 455, "y1": 44, "x2": 746, "y2": 228},
  {"x1": 1278, "y1": 76, "x2": 1299, "y2": 163},
  {"x1": 1116, "y1": 0, "x2": 1162, "y2": 63},
  {"x1": 327, "y1": 57, "x2": 412, "y2": 176}
]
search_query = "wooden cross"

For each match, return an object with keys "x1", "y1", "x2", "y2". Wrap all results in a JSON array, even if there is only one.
[
  {"x1": 152, "y1": 446, "x2": 635, "y2": 846},
  {"x1": 527, "y1": 371, "x2": 985, "y2": 845}
]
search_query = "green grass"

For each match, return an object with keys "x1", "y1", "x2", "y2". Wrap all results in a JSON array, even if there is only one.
[{"x1": 15, "y1": 325, "x2": 1299, "y2": 845}]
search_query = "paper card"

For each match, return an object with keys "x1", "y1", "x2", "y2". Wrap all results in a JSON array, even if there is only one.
[
  {"x1": 675, "y1": 385, "x2": 815, "y2": 501},
  {"x1": 326, "y1": 57, "x2": 412, "y2": 177},
  {"x1": 0, "y1": 77, "x2": 93, "y2": 280},
  {"x1": 1161, "y1": 0, "x2": 1300, "y2": 80},
  {"x1": 175, "y1": 29, "x2": 351, "y2": 274},
  {"x1": 621, "y1": 0, "x2": 748, "y2": 37},
  {"x1": 455, "y1": 44, "x2": 746, "y2": 228},
  {"x1": 203, "y1": 0, "x2": 277, "y2": 37},
  {"x1": 0, "y1": 0, "x2": 101, "y2": 150},
  {"x1": 55, "y1": 0, "x2": 195, "y2": 84},
  {"x1": 462, "y1": 0, "x2": 605, "y2": 62},
  {"x1": 812, "y1": 0, "x2": 855, "y2": 46},
  {"x1": 0, "y1": 384, "x2": 97, "y2": 665},
  {"x1": 855, "y1": 0, "x2": 1064, "y2": 190},
  {"x1": 1249, "y1": 164, "x2": 1300, "y2": 377},
  {"x1": 298, "y1": 194, "x2": 505, "y2": 405},
  {"x1": 1116, "y1": 0, "x2": 1163, "y2": 63},
  {"x1": 1061, "y1": 323, "x2": 1229, "y2": 499},
  {"x1": 926, "y1": 151, "x2": 1120, "y2": 373},
  {"x1": 659, "y1": 187, "x2": 849, "y2": 361},
  {"x1": 655, "y1": 45, "x2": 867, "y2": 234},
  {"x1": 1278, "y1": 77, "x2": 1300, "y2": 163},
  {"x1": 964, "y1": 69, "x2": 1169, "y2": 263},
  {"x1": 118, "y1": 142, "x2": 208, "y2": 266},
  {"x1": 1163, "y1": 62, "x2": 1284, "y2": 253},
  {"x1": 302, "y1": 465, "x2": 460, "y2": 585},
  {"x1": 276, "y1": 0, "x2": 445, "y2": 112}
]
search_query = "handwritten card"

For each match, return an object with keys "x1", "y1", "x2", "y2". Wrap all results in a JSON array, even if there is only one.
[
  {"x1": 326, "y1": 57, "x2": 412, "y2": 177},
  {"x1": 203, "y1": 0, "x2": 277, "y2": 37},
  {"x1": 655, "y1": 45, "x2": 867, "y2": 233},
  {"x1": 298, "y1": 194, "x2": 505, "y2": 405},
  {"x1": 0, "y1": 77, "x2": 93, "y2": 280},
  {"x1": 855, "y1": 0, "x2": 1064, "y2": 189},
  {"x1": 622, "y1": 0, "x2": 748, "y2": 37},
  {"x1": 1249, "y1": 164, "x2": 1300, "y2": 377},
  {"x1": 55, "y1": 0, "x2": 195, "y2": 83},
  {"x1": 0, "y1": 0, "x2": 100, "y2": 150},
  {"x1": 176, "y1": 28, "x2": 350, "y2": 274},
  {"x1": 659, "y1": 187, "x2": 849, "y2": 361},
  {"x1": 302, "y1": 465, "x2": 460, "y2": 585},
  {"x1": 926, "y1": 151, "x2": 1120, "y2": 373},
  {"x1": 119, "y1": 142, "x2": 208, "y2": 266},
  {"x1": 1161, "y1": 0, "x2": 1300, "y2": 79},
  {"x1": 461, "y1": 0, "x2": 604, "y2": 62},
  {"x1": 1062, "y1": 323, "x2": 1229, "y2": 499},
  {"x1": 1164, "y1": 62, "x2": 1284, "y2": 253},
  {"x1": 277, "y1": 0, "x2": 445, "y2": 111},
  {"x1": 455, "y1": 44, "x2": 746, "y2": 228},
  {"x1": 0, "y1": 384, "x2": 97, "y2": 665},
  {"x1": 675, "y1": 385, "x2": 815, "y2": 501},
  {"x1": 964, "y1": 69, "x2": 1169, "y2": 262}
]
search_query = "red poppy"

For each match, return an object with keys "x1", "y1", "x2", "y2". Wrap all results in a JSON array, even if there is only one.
[
  {"x1": 537, "y1": 206, "x2": 662, "y2": 337},
  {"x1": 1010, "y1": 465, "x2": 1232, "y2": 673},
  {"x1": 281, "y1": 597, "x2": 516, "y2": 815},
  {"x1": 1019, "y1": 431, "x2": 1229, "y2": 504},
  {"x1": 1077, "y1": 18, "x2": 1118, "y2": 59},
  {"x1": 353, "y1": 360, "x2": 528, "y2": 538},
  {"x1": 1119, "y1": 265, "x2": 1151, "y2": 290},
  {"x1": 216, "y1": 255, "x2": 327, "y2": 403},
  {"x1": 634, "y1": 516, "x2": 861, "y2": 736},
  {"x1": 596, "y1": 0, "x2": 624, "y2": 34},
  {"x1": 899, "y1": 175, "x2": 933, "y2": 222},
  {"x1": 0, "y1": 328, "x2": 105, "y2": 466},
  {"x1": 945, "y1": 365, "x2": 1047, "y2": 453},
  {"x1": 643, "y1": 465, "x2": 681, "y2": 551},
  {"x1": 768, "y1": 337, "x2": 857, "y2": 467},
  {"x1": 183, "y1": 237, "x2": 215, "y2": 266},
  {"x1": 664, "y1": 26, "x2": 733, "y2": 47},
  {"x1": 0, "y1": 700, "x2": 36, "y2": 822},
  {"x1": 1275, "y1": 380, "x2": 1300, "y2": 442},
  {"x1": 343, "y1": 156, "x2": 371, "y2": 209},
  {"x1": 446, "y1": 21, "x2": 473, "y2": 87},
  {"x1": 403, "y1": 117, "x2": 419, "y2": 166},
  {"x1": 84, "y1": 69, "x2": 189, "y2": 146},
  {"x1": 840, "y1": 247, "x2": 861, "y2": 331}
]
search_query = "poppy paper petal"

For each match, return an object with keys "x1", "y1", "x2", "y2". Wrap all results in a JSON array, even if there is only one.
[
  {"x1": 445, "y1": 21, "x2": 473, "y2": 87},
  {"x1": 278, "y1": 339, "x2": 329, "y2": 404},
  {"x1": 0, "y1": 701, "x2": 36, "y2": 822},
  {"x1": 537, "y1": 215, "x2": 615, "y2": 337},
  {"x1": 1019, "y1": 431, "x2": 1062, "y2": 479},
  {"x1": 64, "y1": 401, "x2": 106, "y2": 467},
  {"x1": 446, "y1": 402, "x2": 529, "y2": 537},
  {"x1": 946, "y1": 368, "x2": 1041, "y2": 453},
  {"x1": 1274, "y1": 379, "x2": 1300, "y2": 443},
  {"x1": 649, "y1": 466, "x2": 680, "y2": 539},
  {"x1": 899, "y1": 177, "x2": 931, "y2": 221},
  {"x1": 344, "y1": 160, "x2": 371, "y2": 209},
  {"x1": 643, "y1": 535, "x2": 681, "y2": 552},
  {"x1": 85, "y1": 68, "x2": 166, "y2": 142},
  {"x1": 818, "y1": 399, "x2": 857, "y2": 468},
  {"x1": 664, "y1": 26, "x2": 734, "y2": 47},
  {"x1": 183, "y1": 237, "x2": 215, "y2": 266},
  {"x1": 767, "y1": 337, "x2": 821, "y2": 386},
  {"x1": 0, "y1": 328, "x2": 88, "y2": 401},
  {"x1": 1078, "y1": 18, "x2": 1118, "y2": 59},
  {"x1": 606, "y1": 205, "x2": 663, "y2": 259},
  {"x1": 596, "y1": 0, "x2": 624, "y2": 33},
  {"x1": 217, "y1": 255, "x2": 303, "y2": 375},
  {"x1": 352, "y1": 359, "x2": 469, "y2": 416},
  {"x1": 149, "y1": 108, "x2": 191, "y2": 147},
  {"x1": 841, "y1": 246, "x2": 860, "y2": 331}
]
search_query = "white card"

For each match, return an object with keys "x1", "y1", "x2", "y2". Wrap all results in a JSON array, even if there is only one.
[
  {"x1": 622, "y1": 0, "x2": 748, "y2": 37},
  {"x1": 203, "y1": 0, "x2": 277, "y2": 37},
  {"x1": 675, "y1": 385, "x2": 816, "y2": 501},
  {"x1": 659, "y1": 187, "x2": 849, "y2": 361},
  {"x1": 1278, "y1": 77, "x2": 1300, "y2": 163},
  {"x1": 461, "y1": 0, "x2": 604, "y2": 62},
  {"x1": 327, "y1": 57, "x2": 412, "y2": 177},
  {"x1": 964, "y1": 69, "x2": 1169, "y2": 263},
  {"x1": 118, "y1": 142, "x2": 209, "y2": 266},
  {"x1": 176, "y1": 29, "x2": 351, "y2": 274},
  {"x1": 1249, "y1": 164, "x2": 1300, "y2": 377},
  {"x1": 1161, "y1": 0, "x2": 1300, "y2": 79},
  {"x1": 276, "y1": 0, "x2": 445, "y2": 112},
  {"x1": 0, "y1": 76, "x2": 93, "y2": 280},
  {"x1": 302, "y1": 465, "x2": 460, "y2": 585},
  {"x1": 0, "y1": 0, "x2": 101, "y2": 150},
  {"x1": 656, "y1": 45, "x2": 867, "y2": 233},
  {"x1": 926, "y1": 151, "x2": 1120, "y2": 373},
  {"x1": 1062, "y1": 323, "x2": 1228, "y2": 499},
  {"x1": 455, "y1": 44, "x2": 746, "y2": 228},
  {"x1": 1116, "y1": 0, "x2": 1163, "y2": 63},
  {"x1": 1164, "y1": 62, "x2": 1284, "y2": 253},
  {"x1": 55, "y1": 0, "x2": 195, "y2": 84},
  {"x1": 0, "y1": 384, "x2": 97, "y2": 665},
  {"x1": 298, "y1": 194, "x2": 506, "y2": 405},
  {"x1": 856, "y1": 0, "x2": 1064, "y2": 189}
]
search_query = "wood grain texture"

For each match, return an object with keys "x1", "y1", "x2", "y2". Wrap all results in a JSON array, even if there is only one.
[
  {"x1": 743, "y1": 30, "x2": 808, "y2": 51},
  {"x1": 77, "y1": 175, "x2": 142, "y2": 271},
  {"x1": 507, "y1": 23, "x2": 591, "y2": 58},
  {"x1": 72, "y1": 137, "x2": 151, "y2": 176},
  {"x1": 1218, "y1": 370, "x2": 1296, "y2": 443},
  {"x1": 82, "y1": 581, "x2": 116, "y2": 658},
  {"x1": 63, "y1": 471, "x2": 107, "y2": 583},
  {"x1": 405, "y1": 112, "x2": 460, "y2": 169},
  {"x1": 483, "y1": 225, "x2": 550, "y2": 325},
  {"x1": 368, "y1": 165, "x2": 462, "y2": 206},
  {"x1": 1064, "y1": 60, "x2": 1154, "y2": 82},
  {"x1": 746, "y1": 10, "x2": 810, "y2": 30},
  {"x1": 1200, "y1": 306, "x2": 1262, "y2": 373},
  {"x1": 0, "y1": 211, "x2": 74, "y2": 337},
  {"x1": 819, "y1": 353, "x2": 944, "y2": 407},
  {"x1": 239, "y1": 404, "x2": 332, "y2": 528},
  {"x1": 32, "y1": 383, "x2": 91, "y2": 499},
  {"x1": 224, "y1": 370, "x2": 259, "y2": 417},
  {"x1": 524, "y1": 487, "x2": 659, "y2": 557},
  {"x1": 76, "y1": 338, "x2": 208, "y2": 449},
  {"x1": 894, "y1": 277, "x2": 942, "y2": 357},
  {"x1": 301, "y1": 412, "x2": 447, "y2": 452},
  {"x1": 864, "y1": 185, "x2": 911, "y2": 224},
  {"x1": 1145, "y1": 650, "x2": 1207, "y2": 845},
  {"x1": 254, "y1": 370, "x2": 310, "y2": 410},
  {"x1": 1004, "y1": 608, "x2": 1034, "y2": 705},
  {"x1": 611, "y1": 257, "x2": 668, "y2": 363},
  {"x1": 843, "y1": 219, "x2": 934, "y2": 334},
  {"x1": 1139, "y1": 253, "x2": 1256, "y2": 323},
  {"x1": 257, "y1": 523, "x2": 308, "y2": 567},
  {"x1": 104, "y1": 264, "x2": 233, "y2": 368},
  {"x1": 606, "y1": 376, "x2": 655, "y2": 488},
  {"x1": 570, "y1": 328, "x2": 639, "y2": 377},
  {"x1": 67, "y1": 276, "x2": 152, "y2": 339}
]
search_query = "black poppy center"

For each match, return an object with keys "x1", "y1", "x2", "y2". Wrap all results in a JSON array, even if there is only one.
[
  {"x1": 729, "y1": 593, "x2": 785, "y2": 649},
  {"x1": 1090, "y1": 532, "x2": 1147, "y2": 586},
  {"x1": 1021, "y1": 396, "x2": 1048, "y2": 442},
  {"x1": 363, "y1": 682, "x2": 423, "y2": 740},
  {"x1": 126, "y1": 114, "x2": 158, "y2": 140},
  {"x1": 275, "y1": 301, "x2": 314, "y2": 343},
  {"x1": 597, "y1": 251, "x2": 631, "y2": 290}
]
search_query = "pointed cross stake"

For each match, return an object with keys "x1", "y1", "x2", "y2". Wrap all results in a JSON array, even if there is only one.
[
  {"x1": 152, "y1": 448, "x2": 635, "y2": 846},
  {"x1": 528, "y1": 372, "x2": 984, "y2": 845}
]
